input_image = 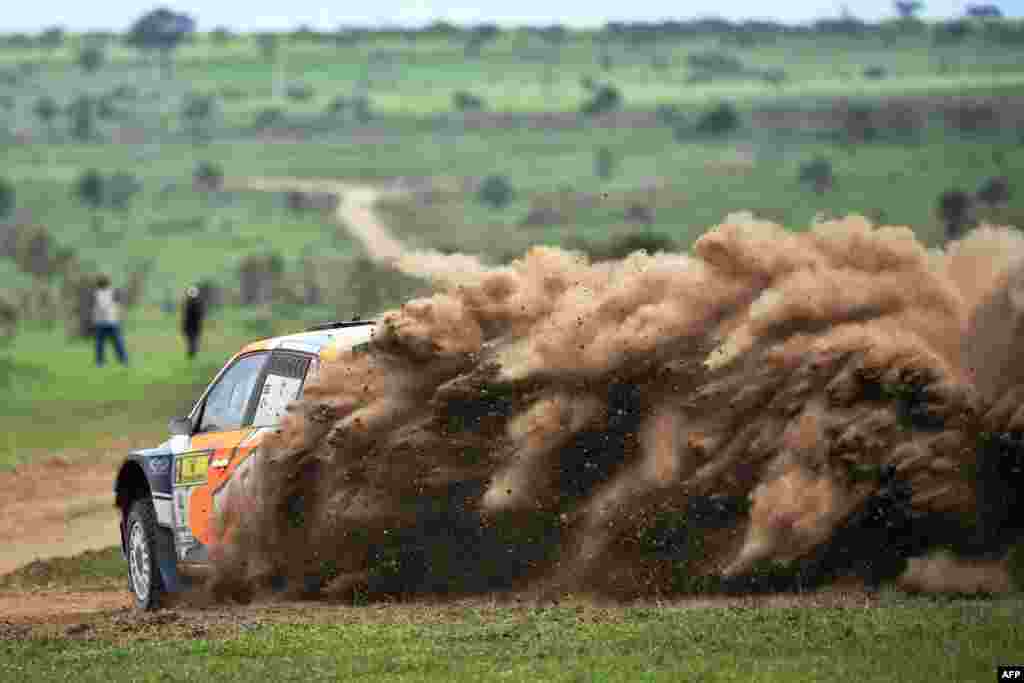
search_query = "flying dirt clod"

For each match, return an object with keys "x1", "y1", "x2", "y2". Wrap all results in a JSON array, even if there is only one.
[{"x1": 210, "y1": 213, "x2": 1024, "y2": 601}]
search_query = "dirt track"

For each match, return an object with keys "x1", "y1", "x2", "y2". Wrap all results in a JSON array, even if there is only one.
[{"x1": 0, "y1": 458, "x2": 121, "y2": 576}]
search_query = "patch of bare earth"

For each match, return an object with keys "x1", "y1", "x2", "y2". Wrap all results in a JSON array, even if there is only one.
[{"x1": 0, "y1": 458, "x2": 121, "y2": 576}]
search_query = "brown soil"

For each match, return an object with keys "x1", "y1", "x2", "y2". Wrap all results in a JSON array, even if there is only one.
[{"x1": 0, "y1": 458, "x2": 121, "y2": 576}]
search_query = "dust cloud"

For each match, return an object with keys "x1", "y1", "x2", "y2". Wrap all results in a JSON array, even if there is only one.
[{"x1": 211, "y1": 214, "x2": 1024, "y2": 602}]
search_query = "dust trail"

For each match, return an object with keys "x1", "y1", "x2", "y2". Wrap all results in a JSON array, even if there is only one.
[{"x1": 211, "y1": 208, "x2": 1024, "y2": 601}]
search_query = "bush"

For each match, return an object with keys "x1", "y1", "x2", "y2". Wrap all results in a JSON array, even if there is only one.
[
  {"x1": 977, "y1": 176, "x2": 1011, "y2": 206},
  {"x1": 68, "y1": 95, "x2": 96, "y2": 141},
  {"x1": 107, "y1": 172, "x2": 141, "y2": 209},
  {"x1": 580, "y1": 84, "x2": 622, "y2": 116},
  {"x1": 0, "y1": 178, "x2": 14, "y2": 220},
  {"x1": 255, "y1": 107, "x2": 284, "y2": 128},
  {"x1": 863, "y1": 65, "x2": 888, "y2": 80},
  {"x1": 762, "y1": 68, "x2": 788, "y2": 87},
  {"x1": 798, "y1": 156, "x2": 835, "y2": 194},
  {"x1": 352, "y1": 96, "x2": 372, "y2": 123},
  {"x1": 286, "y1": 82, "x2": 315, "y2": 101},
  {"x1": 194, "y1": 161, "x2": 224, "y2": 190},
  {"x1": 937, "y1": 189, "x2": 974, "y2": 242},
  {"x1": 76, "y1": 45, "x2": 104, "y2": 73},
  {"x1": 75, "y1": 169, "x2": 105, "y2": 209},
  {"x1": 453, "y1": 90, "x2": 485, "y2": 112},
  {"x1": 696, "y1": 102, "x2": 740, "y2": 136},
  {"x1": 477, "y1": 174, "x2": 514, "y2": 209},
  {"x1": 656, "y1": 104, "x2": 683, "y2": 125},
  {"x1": 571, "y1": 231, "x2": 678, "y2": 262}
]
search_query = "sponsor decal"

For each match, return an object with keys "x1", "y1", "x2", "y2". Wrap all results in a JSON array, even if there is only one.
[
  {"x1": 174, "y1": 452, "x2": 210, "y2": 485},
  {"x1": 147, "y1": 456, "x2": 171, "y2": 475}
]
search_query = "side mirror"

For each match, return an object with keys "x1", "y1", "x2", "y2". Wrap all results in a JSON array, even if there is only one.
[{"x1": 168, "y1": 416, "x2": 193, "y2": 436}]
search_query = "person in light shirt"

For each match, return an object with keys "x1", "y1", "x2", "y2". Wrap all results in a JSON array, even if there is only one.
[{"x1": 93, "y1": 274, "x2": 128, "y2": 367}]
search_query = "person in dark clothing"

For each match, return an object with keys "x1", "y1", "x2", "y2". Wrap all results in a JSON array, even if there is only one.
[{"x1": 182, "y1": 285, "x2": 205, "y2": 358}]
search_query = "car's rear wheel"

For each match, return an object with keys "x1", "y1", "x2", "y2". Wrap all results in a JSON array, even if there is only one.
[{"x1": 126, "y1": 498, "x2": 166, "y2": 610}]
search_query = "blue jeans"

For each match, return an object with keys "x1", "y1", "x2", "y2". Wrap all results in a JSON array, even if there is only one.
[{"x1": 95, "y1": 323, "x2": 128, "y2": 366}]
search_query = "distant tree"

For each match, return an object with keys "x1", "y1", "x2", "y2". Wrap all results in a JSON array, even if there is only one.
[
  {"x1": 937, "y1": 189, "x2": 974, "y2": 241},
  {"x1": 96, "y1": 94, "x2": 117, "y2": 120},
  {"x1": 33, "y1": 95, "x2": 59, "y2": 139},
  {"x1": 934, "y1": 19, "x2": 972, "y2": 44},
  {"x1": 76, "y1": 45, "x2": 105, "y2": 74},
  {"x1": 68, "y1": 95, "x2": 96, "y2": 141},
  {"x1": 182, "y1": 91, "x2": 216, "y2": 143},
  {"x1": 0, "y1": 178, "x2": 14, "y2": 220},
  {"x1": 464, "y1": 24, "x2": 500, "y2": 58},
  {"x1": 580, "y1": 83, "x2": 622, "y2": 116},
  {"x1": 76, "y1": 170, "x2": 105, "y2": 210},
  {"x1": 125, "y1": 7, "x2": 197, "y2": 79},
  {"x1": 762, "y1": 68, "x2": 788, "y2": 88},
  {"x1": 352, "y1": 96, "x2": 372, "y2": 123},
  {"x1": 210, "y1": 26, "x2": 233, "y2": 45},
  {"x1": 38, "y1": 26, "x2": 65, "y2": 53},
  {"x1": 108, "y1": 172, "x2": 142, "y2": 210},
  {"x1": 478, "y1": 174, "x2": 515, "y2": 209},
  {"x1": 696, "y1": 102, "x2": 740, "y2": 136},
  {"x1": 894, "y1": 0, "x2": 924, "y2": 20},
  {"x1": 595, "y1": 146, "x2": 615, "y2": 180},
  {"x1": 966, "y1": 3, "x2": 1002, "y2": 18},
  {"x1": 257, "y1": 34, "x2": 284, "y2": 99}
]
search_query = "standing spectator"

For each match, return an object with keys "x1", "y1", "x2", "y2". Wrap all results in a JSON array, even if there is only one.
[
  {"x1": 182, "y1": 285, "x2": 205, "y2": 358},
  {"x1": 93, "y1": 274, "x2": 128, "y2": 367}
]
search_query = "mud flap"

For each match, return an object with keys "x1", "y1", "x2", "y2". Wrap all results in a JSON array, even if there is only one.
[{"x1": 153, "y1": 525, "x2": 183, "y2": 593}]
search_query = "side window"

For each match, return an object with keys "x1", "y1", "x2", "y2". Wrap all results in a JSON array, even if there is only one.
[
  {"x1": 251, "y1": 351, "x2": 311, "y2": 426},
  {"x1": 198, "y1": 353, "x2": 268, "y2": 433}
]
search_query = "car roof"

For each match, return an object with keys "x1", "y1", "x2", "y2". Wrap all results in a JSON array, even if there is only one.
[{"x1": 238, "y1": 321, "x2": 377, "y2": 360}]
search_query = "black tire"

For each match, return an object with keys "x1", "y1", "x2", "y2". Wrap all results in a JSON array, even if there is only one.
[{"x1": 125, "y1": 497, "x2": 166, "y2": 611}]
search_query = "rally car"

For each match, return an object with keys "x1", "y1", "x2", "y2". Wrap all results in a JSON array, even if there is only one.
[{"x1": 113, "y1": 320, "x2": 376, "y2": 609}]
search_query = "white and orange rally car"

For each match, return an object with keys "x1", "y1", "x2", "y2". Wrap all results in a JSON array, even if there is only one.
[{"x1": 114, "y1": 320, "x2": 375, "y2": 609}]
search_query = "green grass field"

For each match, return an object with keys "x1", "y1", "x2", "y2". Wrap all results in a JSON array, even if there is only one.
[{"x1": 2, "y1": 592, "x2": 1023, "y2": 682}]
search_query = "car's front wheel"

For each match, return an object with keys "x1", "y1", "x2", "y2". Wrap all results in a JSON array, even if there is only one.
[{"x1": 126, "y1": 498, "x2": 166, "y2": 610}]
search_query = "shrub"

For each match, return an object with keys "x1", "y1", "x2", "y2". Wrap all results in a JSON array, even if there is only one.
[
  {"x1": 572, "y1": 231, "x2": 678, "y2": 262},
  {"x1": 453, "y1": 90, "x2": 485, "y2": 112},
  {"x1": 352, "y1": 96, "x2": 372, "y2": 123},
  {"x1": 580, "y1": 84, "x2": 622, "y2": 116},
  {"x1": 77, "y1": 45, "x2": 104, "y2": 73},
  {"x1": 0, "y1": 178, "x2": 14, "y2": 220},
  {"x1": 762, "y1": 68, "x2": 787, "y2": 87},
  {"x1": 477, "y1": 174, "x2": 514, "y2": 209},
  {"x1": 255, "y1": 107, "x2": 284, "y2": 128},
  {"x1": 937, "y1": 189, "x2": 974, "y2": 242},
  {"x1": 656, "y1": 104, "x2": 683, "y2": 125},
  {"x1": 68, "y1": 95, "x2": 96, "y2": 141},
  {"x1": 194, "y1": 161, "x2": 224, "y2": 191},
  {"x1": 863, "y1": 65, "x2": 888, "y2": 80},
  {"x1": 977, "y1": 176, "x2": 1011, "y2": 207},
  {"x1": 286, "y1": 82, "x2": 315, "y2": 101},
  {"x1": 696, "y1": 102, "x2": 740, "y2": 136},
  {"x1": 107, "y1": 172, "x2": 141, "y2": 210},
  {"x1": 75, "y1": 169, "x2": 105, "y2": 209},
  {"x1": 799, "y1": 156, "x2": 835, "y2": 194}
]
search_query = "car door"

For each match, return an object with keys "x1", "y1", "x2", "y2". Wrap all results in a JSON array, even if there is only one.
[
  {"x1": 186, "y1": 349, "x2": 315, "y2": 561},
  {"x1": 172, "y1": 351, "x2": 269, "y2": 561}
]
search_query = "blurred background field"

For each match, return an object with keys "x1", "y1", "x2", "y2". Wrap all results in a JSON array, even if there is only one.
[{"x1": 2, "y1": 11, "x2": 1024, "y2": 465}]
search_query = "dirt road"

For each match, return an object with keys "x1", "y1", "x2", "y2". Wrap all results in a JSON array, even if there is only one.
[
  {"x1": 223, "y1": 177, "x2": 409, "y2": 264},
  {"x1": 0, "y1": 458, "x2": 121, "y2": 576}
]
